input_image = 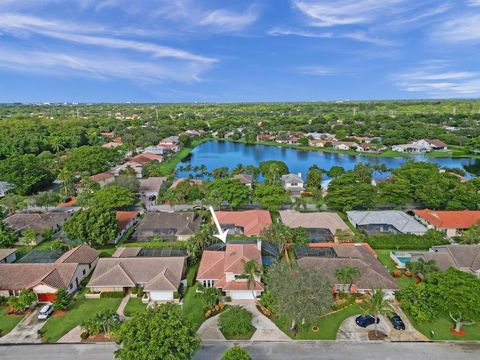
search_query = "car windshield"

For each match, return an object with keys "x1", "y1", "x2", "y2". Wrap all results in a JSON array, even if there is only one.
[{"x1": 40, "y1": 306, "x2": 50, "y2": 314}]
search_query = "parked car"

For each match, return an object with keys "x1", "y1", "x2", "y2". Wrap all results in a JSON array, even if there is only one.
[
  {"x1": 355, "y1": 315, "x2": 380, "y2": 328},
  {"x1": 390, "y1": 313, "x2": 406, "y2": 330},
  {"x1": 148, "y1": 195, "x2": 157, "y2": 201},
  {"x1": 38, "y1": 303, "x2": 54, "y2": 320}
]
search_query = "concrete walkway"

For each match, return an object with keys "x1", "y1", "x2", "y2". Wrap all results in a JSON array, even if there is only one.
[
  {"x1": 116, "y1": 294, "x2": 130, "y2": 320},
  {"x1": 58, "y1": 326, "x2": 82, "y2": 343},
  {"x1": 197, "y1": 314, "x2": 225, "y2": 341},
  {"x1": 231, "y1": 300, "x2": 291, "y2": 341}
]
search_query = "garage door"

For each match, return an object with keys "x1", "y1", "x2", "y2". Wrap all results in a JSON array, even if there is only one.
[
  {"x1": 37, "y1": 293, "x2": 56, "y2": 303},
  {"x1": 230, "y1": 291, "x2": 255, "y2": 300}
]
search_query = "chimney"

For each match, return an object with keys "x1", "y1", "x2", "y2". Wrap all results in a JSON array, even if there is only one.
[
  {"x1": 298, "y1": 172, "x2": 302, "y2": 178},
  {"x1": 256, "y1": 239, "x2": 262, "y2": 251}
]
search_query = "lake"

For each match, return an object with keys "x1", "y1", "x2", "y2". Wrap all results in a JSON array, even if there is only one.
[{"x1": 176, "y1": 140, "x2": 478, "y2": 179}]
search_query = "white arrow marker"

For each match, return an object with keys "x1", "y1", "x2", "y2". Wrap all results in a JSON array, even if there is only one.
[{"x1": 209, "y1": 206, "x2": 228, "y2": 243}]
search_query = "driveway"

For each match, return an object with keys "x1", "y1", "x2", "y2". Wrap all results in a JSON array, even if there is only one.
[
  {"x1": 337, "y1": 307, "x2": 428, "y2": 342},
  {"x1": 197, "y1": 314, "x2": 225, "y2": 341},
  {"x1": 231, "y1": 300, "x2": 291, "y2": 341},
  {"x1": 0, "y1": 307, "x2": 46, "y2": 344}
]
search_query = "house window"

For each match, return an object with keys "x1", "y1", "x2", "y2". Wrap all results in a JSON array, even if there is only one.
[
  {"x1": 69, "y1": 283, "x2": 73, "y2": 289},
  {"x1": 82, "y1": 269, "x2": 86, "y2": 275}
]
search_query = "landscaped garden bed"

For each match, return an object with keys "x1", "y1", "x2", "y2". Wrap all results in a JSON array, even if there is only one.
[{"x1": 218, "y1": 306, "x2": 256, "y2": 340}]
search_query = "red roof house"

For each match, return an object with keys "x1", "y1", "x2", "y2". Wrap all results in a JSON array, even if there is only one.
[
  {"x1": 414, "y1": 209, "x2": 480, "y2": 237},
  {"x1": 214, "y1": 210, "x2": 272, "y2": 237},
  {"x1": 197, "y1": 242, "x2": 264, "y2": 300}
]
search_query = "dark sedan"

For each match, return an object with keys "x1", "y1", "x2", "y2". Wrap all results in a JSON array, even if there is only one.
[
  {"x1": 355, "y1": 315, "x2": 380, "y2": 328},
  {"x1": 390, "y1": 313, "x2": 406, "y2": 330}
]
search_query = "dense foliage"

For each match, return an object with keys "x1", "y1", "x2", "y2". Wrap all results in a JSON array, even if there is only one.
[
  {"x1": 218, "y1": 306, "x2": 253, "y2": 338},
  {"x1": 221, "y1": 346, "x2": 252, "y2": 360},
  {"x1": 115, "y1": 303, "x2": 200, "y2": 360},
  {"x1": 364, "y1": 230, "x2": 449, "y2": 250}
]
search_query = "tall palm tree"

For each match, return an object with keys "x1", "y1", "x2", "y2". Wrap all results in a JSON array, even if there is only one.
[
  {"x1": 406, "y1": 258, "x2": 439, "y2": 280},
  {"x1": 361, "y1": 289, "x2": 393, "y2": 336},
  {"x1": 243, "y1": 259, "x2": 263, "y2": 298},
  {"x1": 335, "y1": 267, "x2": 361, "y2": 293}
]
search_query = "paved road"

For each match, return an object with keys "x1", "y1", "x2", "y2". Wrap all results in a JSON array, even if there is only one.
[{"x1": 0, "y1": 342, "x2": 479, "y2": 360}]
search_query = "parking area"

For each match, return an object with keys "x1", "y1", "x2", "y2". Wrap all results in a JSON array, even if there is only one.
[{"x1": 0, "y1": 307, "x2": 47, "y2": 344}]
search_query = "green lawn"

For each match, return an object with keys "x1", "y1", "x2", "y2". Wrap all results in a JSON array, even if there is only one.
[
  {"x1": 97, "y1": 245, "x2": 117, "y2": 258},
  {"x1": 405, "y1": 313, "x2": 480, "y2": 341},
  {"x1": 0, "y1": 306, "x2": 24, "y2": 337},
  {"x1": 182, "y1": 284, "x2": 205, "y2": 331},
  {"x1": 123, "y1": 297, "x2": 147, "y2": 317},
  {"x1": 375, "y1": 249, "x2": 417, "y2": 288},
  {"x1": 41, "y1": 292, "x2": 122, "y2": 343},
  {"x1": 273, "y1": 304, "x2": 362, "y2": 340}
]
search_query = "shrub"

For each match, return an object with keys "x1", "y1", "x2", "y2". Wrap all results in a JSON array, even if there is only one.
[
  {"x1": 80, "y1": 331, "x2": 90, "y2": 340},
  {"x1": 137, "y1": 288, "x2": 144, "y2": 297},
  {"x1": 260, "y1": 291, "x2": 277, "y2": 312},
  {"x1": 219, "y1": 306, "x2": 253, "y2": 337},
  {"x1": 173, "y1": 291, "x2": 179, "y2": 300},
  {"x1": 225, "y1": 296, "x2": 232, "y2": 303},
  {"x1": 364, "y1": 230, "x2": 448, "y2": 250},
  {"x1": 130, "y1": 287, "x2": 138, "y2": 295},
  {"x1": 53, "y1": 289, "x2": 71, "y2": 311},
  {"x1": 100, "y1": 291, "x2": 124, "y2": 298},
  {"x1": 0, "y1": 296, "x2": 7, "y2": 306},
  {"x1": 221, "y1": 346, "x2": 252, "y2": 360}
]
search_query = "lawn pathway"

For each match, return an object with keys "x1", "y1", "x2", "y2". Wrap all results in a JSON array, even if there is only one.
[
  {"x1": 197, "y1": 313, "x2": 225, "y2": 341},
  {"x1": 116, "y1": 294, "x2": 130, "y2": 320}
]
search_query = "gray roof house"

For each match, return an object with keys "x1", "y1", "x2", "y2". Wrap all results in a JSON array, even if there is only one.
[
  {"x1": 347, "y1": 210, "x2": 427, "y2": 235},
  {"x1": 281, "y1": 173, "x2": 304, "y2": 196},
  {"x1": 0, "y1": 249, "x2": 16, "y2": 264},
  {"x1": 412, "y1": 245, "x2": 480, "y2": 277},
  {"x1": 4, "y1": 212, "x2": 70, "y2": 245},
  {"x1": 87, "y1": 257, "x2": 186, "y2": 303},
  {"x1": 233, "y1": 174, "x2": 253, "y2": 188},
  {"x1": 132, "y1": 212, "x2": 202, "y2": 242},
  {"x1": 0, "y1": 181, "x2": 13, "y2": 198}
]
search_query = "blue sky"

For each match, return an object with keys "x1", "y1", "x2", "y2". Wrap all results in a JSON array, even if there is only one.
[{"x1": 1, "y1": 0, "x2": 480, "y2": 102}]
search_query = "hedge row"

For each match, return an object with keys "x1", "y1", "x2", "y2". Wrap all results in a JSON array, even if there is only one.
[
  {"x1": 100, "y1": 291, "x2": 125, "y2": 298},
  {"x1": 364, "y1": 230, "x2": 449, "y2": 250}
]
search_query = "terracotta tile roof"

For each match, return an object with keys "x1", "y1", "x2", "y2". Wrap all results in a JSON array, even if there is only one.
[
  {"x1": 139, "y1": 177, "x2": 167, "y2": 193},
  {"x1": 222, "y1": 280, "x2": 264, "y2": 291},
  {"x1": 197, "y1": 251, "x2": 225, "y2": 280},
  {"x1": 87, "y1": 257, "x2": 185, "y2": 290},
  {"x1": 224, "y1": 243, "x2": 262, "y2": 274},
  {"x1": 414, "y1": 209, "x2": 480, "y2": 229},
  {"x1": 55, "y1": 245, "x2": 99, "y2": 265},
  {"x1": 0, "y1": 263, "x2": 78, "y2": 291},
  {"x1": 0, "y1": 249, "x2": 16, "y2": 262},
  {"x1": 90, "y1": 172, "x2": 115, "y2": 182},
  {"x1": 116, "y1": 211, "x2": 140, "y2": 231},
  {"x1": 131, "y1": 153, "x2": 163, "y2": 165},
  {"x1": 427, "y1": 139, "x2": 447, "y2": 148},
  {"x1": 214, "y1": 210, "x2": 272, "y2": 236}
]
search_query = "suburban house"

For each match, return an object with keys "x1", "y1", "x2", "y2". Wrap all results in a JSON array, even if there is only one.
[
  {"x1": 347, "y1": 211, "x2": 428, "y2": 235},
  {"x1": 392, "y1": 139, "x2": 448, "y2": 153},
  {"x1": 4, "y1": 212, "x2": 70, "y2": 245},
  {"x1": 131, "y1": 153, "x2": 164, "y2": 166},
  {"x1": 144, "y1": 145, "x2": 167, "y2": 155},
  {"x1": 309, "y1": 139, "x2": 328, "y2": 148},
  {"x1": 414, "y1": 209, "x2": 480, "y2": 237},
  {"x1": 256, "y1": 133, "x2": 276, "y2": 142},
  {"x1": 90, "y1": 172, "x2": 115, "y2": 187},
  {"x1": 0, "y1": 181, "x2": 13, "y2": 198},
  {"x1": 214, "y1": 210, "x2": 272, "y2": 237},
  {"x1": 330, "y1": 141, "x2": 358, "y2": 150},
  {"x1": 139, "y1": 177, "x2": 167, "y2": 199},
  {"x1": 115, "y1": 211, "x2": 141, "y2": 244},
  {"x1": 280, "y1": 210, "x2": 351, "y2": 242},
  {"x1": 355, "y1": 143, "x2": 382, "y2": 153},
  {"x1": 307, "y1": 132, "x2": 337, "y2": 141},
  {"x1": 87, "y1": 256, "x2": 186, "y2": 302},
  {"x1": 132, "y1": 212, "x2": 202, "y2": 242},
  {"x1": 101, "y1": 142, "x2": 122, "y2": 149},
  {"x1": 197, "y1": 241, "x2": 264, "y2": 300},
  {"x1": 233, "y1": 174, "x2": 253, "y2": 188},
  {"x1": 281, "y1": 173, "x2": 304, "y2": 196},
  {"x1": 296, "y1": 243, "x2": 399, "y2": 297},
  {"x1": 0, "y1": 245, "x2": 99, "y2": 302},
  {"x1": 111, "y1": 161, "x2": 144, "y2": 177},
  {"x1": 159, "y1": 136, "x2": 179, "y2": 145},
  {"x1": 411, "y1": 245, "x2": 480, "y2": 278},
  {"x1": 0, "y1": 249, "x2": 16, "y2": 264}
]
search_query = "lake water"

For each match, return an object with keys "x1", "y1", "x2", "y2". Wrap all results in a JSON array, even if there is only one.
[{"x1": 176, "y1": 140, "x2": 478, "y2": 179}]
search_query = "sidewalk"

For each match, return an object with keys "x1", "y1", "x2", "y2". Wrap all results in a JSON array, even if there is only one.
[{"x1": 116, "y1": 294, "x2": 130, "y2": 320}]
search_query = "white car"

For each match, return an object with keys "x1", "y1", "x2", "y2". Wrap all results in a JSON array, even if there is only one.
[{"x1": 38, "y1": 304, "x2": 54, "y2": 320}]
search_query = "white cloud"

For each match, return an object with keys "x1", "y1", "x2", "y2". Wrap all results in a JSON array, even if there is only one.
[
  {"x1": 432, "y1": 13, "x2": 480, "y2": 44},
  {"x1": 393, "y1": 63, "x2": 480, "y2": 97},
  {"x1": 467, "y1": 0, "x2": 480, "y2": 6},
  {"x1": 199, "y1": 6, "x2": 259, "y2": 32},
  {"x1": 297, "y1": 66, "x2": 335, "y2": 76},
  {"x1": 293, "y1": 0, "x2": 406, "y2": 27},
  {"x1": 0, "y1": 47, "x2": 211, "y2": 82}
]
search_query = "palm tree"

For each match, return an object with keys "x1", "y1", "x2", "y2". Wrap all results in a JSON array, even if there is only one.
[
  {"x1": 361, "y1": 289, "x2": 393, "y2": 336},
  {"x1": 406, "y1": 258, "x2": 439, "y2": 280},
  {"x1": 243, "y1": 259, "x2": 263, "y2": 298},
  {"x1": 335, "y1": 267, "x2": 361, "y2": 293}
]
